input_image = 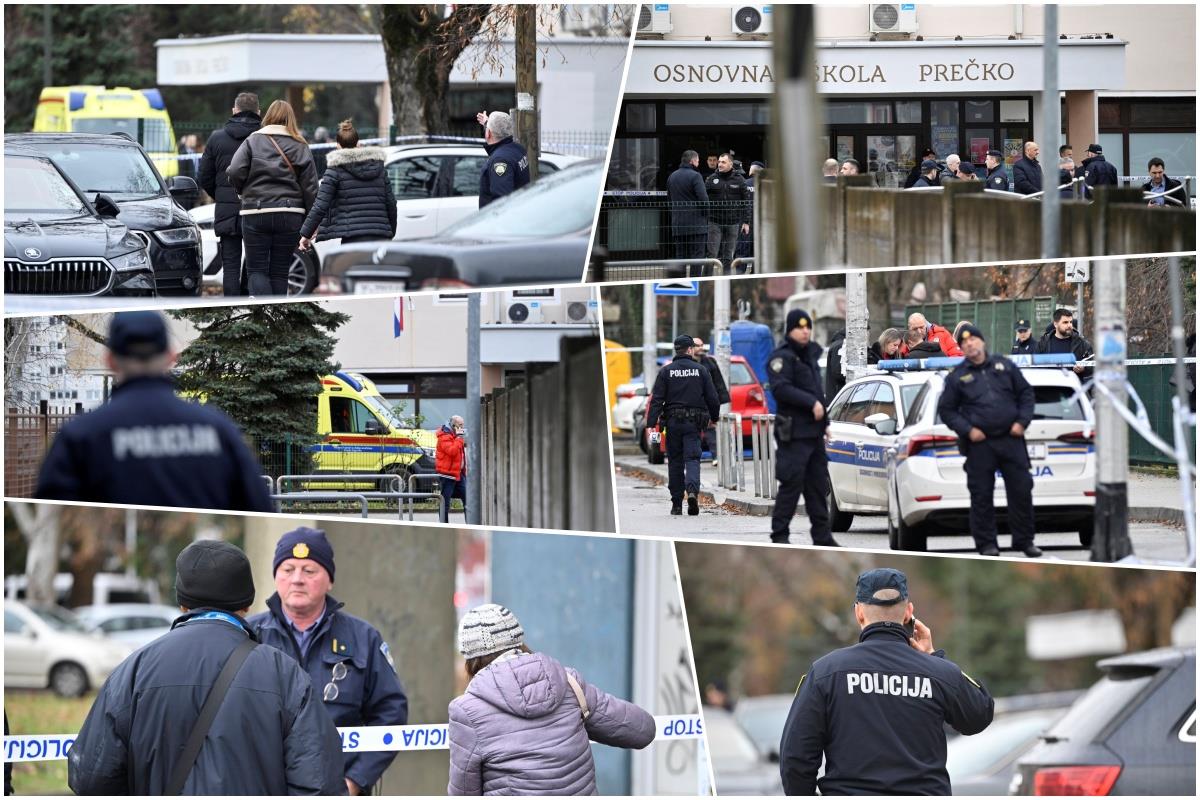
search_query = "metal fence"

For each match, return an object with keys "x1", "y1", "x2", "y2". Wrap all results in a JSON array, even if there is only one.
[
  {"x1": 1127, "y1": 360, "x2": 1196, "y2": 466},
  {"x1": 4, "y1": 402, "x2": 85, "y2": 497},
  {"x1": 593, "y1": 195, "x2": 756, "y2": 269}
]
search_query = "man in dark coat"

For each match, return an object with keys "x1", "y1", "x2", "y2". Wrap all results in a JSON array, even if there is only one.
[
  {"x1": 704, "y1": 153, "x2": 751, "y2": 273},
  {"x1": 1078, "y1": 143, "x2": 1118, "y2": 199},
  {"x1": 1036, "y1": 307, "x2": 1093, "y2": 383},
  {"x1": 825, "y1": 328, "x2": 847, "y2": 400},
  {"x1": 666, "y1": 150, "x2": 710, "y2": 269},
  {"x1": 1143, "y1": 157, "x2": 1185, "y2": 207},
  {"x1": 1012, "y1": 141, "x2": 1043, "y2": 195},
  {"x1": 476, "y1": 111, "x2": 530, "y2": 207},
  {"x1": 198, "y1": 92, "x2": 261, "y2": 296},
  {"x1": 67, "y1": 540, "x2": 346, "y2": 795},
  {"x1": 984, "y1": 150, "x2": 1011, "y2": 192}
]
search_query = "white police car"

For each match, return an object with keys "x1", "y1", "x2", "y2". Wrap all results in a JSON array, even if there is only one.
[{"x1": 825, "y1": 354, "x2": 1096, "y2": 551}]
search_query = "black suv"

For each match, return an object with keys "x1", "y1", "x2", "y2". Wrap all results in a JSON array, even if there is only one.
[
  {"x1": 4, "y1": 145, "x2": 155, "y2": 297},
  {"x1": 1013, "y1": 647, "x2": 1195, "y2": 795},
  {"x1": 7, "y1": 132, "x2": 203, "y2": 295}
]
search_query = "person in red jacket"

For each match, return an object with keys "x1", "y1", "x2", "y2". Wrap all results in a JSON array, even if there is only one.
[
  {"x1": 905, "y1": 312, "x2": 963, "y2": 357},
  {"x1": 436, "y1": 416, "x2": 467, "y2": 523}
]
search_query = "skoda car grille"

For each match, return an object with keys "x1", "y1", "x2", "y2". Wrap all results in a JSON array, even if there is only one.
[{"x1": 4, "y1": 259, "x2": 115, "y2": 295}]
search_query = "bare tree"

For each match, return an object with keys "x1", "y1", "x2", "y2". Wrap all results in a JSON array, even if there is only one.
[{"x1": 10, "y1": 502, "x2": 61, "y2": 606}]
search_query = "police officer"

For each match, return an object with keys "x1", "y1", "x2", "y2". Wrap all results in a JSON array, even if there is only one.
[
  {"x1": 647, "y1": 334, "x2": 721, "y2": 516},
  {"x1": 1011, "y1": 319, "x2": 1035, "y2": 356},
  {"x1": 475, "y1": 110, "x2": 530, "y2": 207},
  {"x1": 34, "y1": 311, "x2": 275, "y2": 512},
  {"x1": 1078, "y1": 143, "x2": 1118, "y2": 199},
  {"x1": 250, "y1": 527, "x2": 409, "y2": 796},
  {"x1": 769, "y1": 309, "x2": 837, "y2": 546},
  {"x1": 779, "y1": 568, "x2": 994, "y2": 795},
  {"x1": 909, "y1": 158, "x2": 941, "y2": 188},
  {"x1": 937, "y1": 325, "x2": 1042, "y2": 558},
  {"x1": 984, "y1": 149, "x2": 1011, "y2": 191}
]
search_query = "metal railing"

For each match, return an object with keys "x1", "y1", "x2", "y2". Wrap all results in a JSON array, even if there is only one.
[
  {"x1": 272, "y1": 473, "x2": 444, "y2": 520},
  {"x1": 273, "y1": 492, "x2": 370, "y2": 517},
  {"x1": 589, "y1": 258, "x2": 724, "y2": 282},
  {"x1": 750, "y1": 414, "x2": 777, "y2": 499},
  {"x1": 715, "y1": 412, "x2": 744, "y2": 490}
]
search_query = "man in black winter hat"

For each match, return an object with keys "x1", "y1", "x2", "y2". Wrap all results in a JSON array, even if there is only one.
[
  {"x1": 768, "y1": 309, "x2": 838, "y2": 546},
  {"x1": 68, "y1": 539, "x2": 345, "y2": 795}
]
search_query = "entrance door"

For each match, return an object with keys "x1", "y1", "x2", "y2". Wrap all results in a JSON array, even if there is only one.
[{"x1": 828, "y1": 129, "x2": 920, "y2": 188}]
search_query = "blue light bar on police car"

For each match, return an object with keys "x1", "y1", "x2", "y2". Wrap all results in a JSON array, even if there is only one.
[{"x1": 877, "y1": 353, "x2": 1078, "y2": 371}]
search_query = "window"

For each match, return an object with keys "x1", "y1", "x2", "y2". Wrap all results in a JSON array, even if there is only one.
[
  {"x1": 607, "y1": 137, "x2": 658, "y2": 191},
  {"x1": 4, "y1": 610, "x2": 27, "y2": 634},
  {"x1": 905, "y1": 383, "x2": 932, "y2": 424},
  {"x1": 1031, "y1": 386, "x2": 1086, "y2": 421},
  {"x1": 625, "y1": 103, "x2": 657, "y2": 133},
  {"x1": 328, "y1": 397, "x2": 380, "y2": 434},
  {"x1": 448, "y1": 155, "x2": 486, "y2": 197},
  {"x1": 895, "y1": 101, "x2": 922, "y2": 124},
  {"x1": 1129, "y1": 132, "x2": 1195, "y2": 180},
  {"x1": 664, "y1": 102, "x2": 769, "y2": 127},
  {"x1": 388, "y1": 156, "x2": 441, "y2": 200},
  {"x1": 825, "y1": 101, "x2": 892, "y2": 125},
  {"x1": 864, "y1": 381, "x2": 897, "y2": 420},
  {"x1": 900, "y1": 384, "x2": 925, "y2": 418},
  {"x1": 965, "y1": 100, "x2": 994, "y2": 124},
  {"x1": 836, "y1": 381, "x2": 878, "y2": 425},
  {"x1": 729, "y1": 361, "x2": 755, "y2": 386}
]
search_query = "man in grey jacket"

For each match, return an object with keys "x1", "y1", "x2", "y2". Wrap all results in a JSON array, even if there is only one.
[{"x1": 68, "y1": 540, "x2": 346, "y2": 796}]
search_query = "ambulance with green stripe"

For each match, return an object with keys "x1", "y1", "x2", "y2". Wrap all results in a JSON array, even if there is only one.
[
  {"x1": 314, "y1": 371, "x2": 436, "y2": 481},
  {"x1": 823, "y1": 353, "x2": 1096, "y2": 551}
]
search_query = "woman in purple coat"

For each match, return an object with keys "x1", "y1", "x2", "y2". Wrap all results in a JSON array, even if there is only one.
[{"x1": 447, "y1": 604, "x2": 656, "y2": 795}]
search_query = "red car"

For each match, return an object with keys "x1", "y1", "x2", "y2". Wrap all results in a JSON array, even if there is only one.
[{"x1": 643, "y1": 355, "x2": 769, "y2": 463}]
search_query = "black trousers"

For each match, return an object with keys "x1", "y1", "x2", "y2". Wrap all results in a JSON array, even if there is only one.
[
  {"x1": 665, "y1": 420, "x2": 702, "y2": 503},
  {"x1": 242, "y1": 212, "x2": 303, "y2": 296},
  {"x1": 772, "y1": 435, "x2": 833, "y2": 543},
  {"x1": 672, "y1": 230, "x2": 709, "y2": 277},
  {"x1": 218, "y1": 235, "x2": 247, "y2": 297},
  {"x1": 964, "y1": 436, "x2": 1036, "y2": 551},
  {"x1": 439, "y1": 476, "x2": 466, "y2": 523}
]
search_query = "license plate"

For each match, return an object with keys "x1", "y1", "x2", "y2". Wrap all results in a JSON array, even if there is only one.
[
  {"x1": 1027, "y1": 443, "x2": 1047, "y2": 460},
  {"x1": 352, "y1": 281, "x2": 406, "y2": 295}
]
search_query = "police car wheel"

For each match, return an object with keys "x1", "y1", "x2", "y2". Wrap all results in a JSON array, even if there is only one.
[
  {"x1": 828, "y1": 487, "x2": 853, "y2": 533},
  {"x1": 895, "y1": 515, "x2": 927, "y2": 552},
  {"x1": 50, "y1": 662, "x2": 88, "y2": 698},
  {"x1": 887, "y1": 512, "x2": 900, "y2": 550},
  {"x1": 1078, "y1": 523, "x2": 1094, "y2": 548}
]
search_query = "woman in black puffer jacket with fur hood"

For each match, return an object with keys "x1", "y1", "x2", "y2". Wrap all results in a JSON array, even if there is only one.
[{"x1": 299, "y1": 119, "x2": 397, "y2": 250}]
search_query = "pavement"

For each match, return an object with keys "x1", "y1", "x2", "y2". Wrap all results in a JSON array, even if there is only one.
[{"x1": 613, "y1": 436, "x2": 1194, "y2": 565}]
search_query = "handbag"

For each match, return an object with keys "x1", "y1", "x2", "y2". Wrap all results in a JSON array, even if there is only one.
[{"x1": 165, "y1": 637, "x2": 257, "y2": 795}]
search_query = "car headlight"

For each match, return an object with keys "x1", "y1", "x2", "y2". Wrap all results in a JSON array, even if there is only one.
[
  {"x1": 110, "y1": 248, "x2": 152, "y2": 272},
  {"x1": 153, "y1": 226, "x2": 201, "y2": 246}
]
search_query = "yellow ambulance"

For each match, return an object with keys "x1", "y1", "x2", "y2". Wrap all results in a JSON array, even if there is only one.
[
  {"x1": 313, "y1": 371, "x2": 438, "y2": 481},
  {"x1": 33, "y1": 86, "x2": 180, "y2": 177}
]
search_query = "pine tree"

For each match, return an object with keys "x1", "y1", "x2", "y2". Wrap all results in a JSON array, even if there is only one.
[{"x1": 169, "y1": 304, "x2": 350, "y2": 475}]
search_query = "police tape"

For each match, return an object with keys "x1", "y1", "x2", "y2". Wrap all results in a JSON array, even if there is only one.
[{"x1": 3, "y1": 715, "x2": 704, "y2": 763}]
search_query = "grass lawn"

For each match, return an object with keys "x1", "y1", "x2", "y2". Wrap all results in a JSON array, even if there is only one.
[{"x1": 6, "y1": 689, "x2": 95, "y2": 795}]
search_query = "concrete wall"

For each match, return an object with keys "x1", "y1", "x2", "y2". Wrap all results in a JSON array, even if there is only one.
[
  {"x1": 480, "y1": 337, "x2": 615, "y2": 532},
  {"x1": 245, "y1": 516, "x2": 458, "y2": 796}
]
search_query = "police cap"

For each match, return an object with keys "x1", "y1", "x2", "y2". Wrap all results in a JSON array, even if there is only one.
[
  {"x1": 855, "y1": 568, "x2": 908, "y2": 605},
  {"x1": 1014, "y1": 319, "x2": 1031, "y2": 331},
  {"x1": 1086, "y1": 143, "x2": 1103, "y2": 154},
  {"x1": 673, "y1": 334, "x2": 695, "y2": 352},
  {"x1": 920, "y1": 159, "x2": 939, "y2": 172},
  {"x1": 108, "y1": 311, "x2": 169, "y2": 358},
  {"x1": 958, "y1": 162, "x2": 976, "y2": 177},
  {"x1": 785, "y1": 308, "x2": 812, "y2": 333},
  {"x1": 986, "y1": 149, "x2": 1003, "y2": 159},
  {"x1": 956, "y1": 323, "x2": 986, "y2": 346}
]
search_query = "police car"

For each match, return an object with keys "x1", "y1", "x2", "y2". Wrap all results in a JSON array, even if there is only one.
[{"x1": 825, "y1": 354, "x2": 1096, "y2": 551}]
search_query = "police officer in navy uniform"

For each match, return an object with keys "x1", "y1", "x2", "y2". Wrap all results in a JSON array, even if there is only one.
[
  {"x1": 475, "y1": 110, "x2": 530, "y2": 208},
  {"x1": 779, "y1": 568, "x2": 994, "y2": 795},
  {"x1": 250, "y1": 527, "x2": 409, "y2": 796},
  {"x1": 984, "y1": 149, "x2": 1011, "y2": 191},
  {"x1": 1078, "y1": 143, "x2": 1119, "y2": 199},
  {"x1": 34, "y1": 311, "x2": 275, "y2": 512},
  {"x1": 1011, "y1": 319, "x2": 1035, "y2": 356},
  {"x1": 647, "y1": 334, "x2": 721, "y2": 516},
  {"x1": 937, "y1": 325, "x2": 1042, "y2": 558},
  {"x1": 769, "y1": 309, "x2": 837, "y2": 546}
]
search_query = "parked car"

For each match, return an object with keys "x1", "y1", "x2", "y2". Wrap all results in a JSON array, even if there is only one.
[
  {"x1": 4, "y1": 601, "x2": 131, "y2": 697},
  {"x1": 1013, "y1": 647, "x2": 1196, "y2": 795},
  {"x1": 705, "y1": 706, "x2": 785, "y2": 795},
  {"x1": 189, "y1": 201, "x2": 321, "y2": 295},
  {"x1": 633, "y1": 394, "x2": 651, "y2": 454},
  {"x1": 4, "y1": 144, "x2": 154, "y2": 297},
  {"x1": 318, "y1": 159, "x2": 604, "y2": 293},
  {"x1": 733, "y1": 693, "x2": 793, "y2": 762},
  {"x1": 383, "y1": 142, "x2": 580, "y2": 240},
  {"x1": 5, "y1": 572, "x2": 161, "y2": 605},
  {"x1": 74, "y1": 603, "x2": 179, "y2": 650},
  {"x1": 612, "y1": 380, "x2": 647, "y2": 431},
  {"x1": 9, "y1": 132, "x2": 203, "y2": 295}
]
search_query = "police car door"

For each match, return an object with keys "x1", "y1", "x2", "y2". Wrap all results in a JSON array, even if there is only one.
[
  {"x1": 827, "y1": 381, "x2": 877, "y2": 505},
  {"x1": 855, "y1": 380, "x2": 899, "y2": 508}
]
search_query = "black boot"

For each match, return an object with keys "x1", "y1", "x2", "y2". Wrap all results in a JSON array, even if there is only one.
[
  {"x1": 1022, "y1": 545, "x2": 1043, "y2": 558},
  {"x1": 687, "y1": 493, "x2": 700, "y2": 516},
  {"x1": 813, "y1": 537, "x2": 841, "y2": 547},
  {"x1": 770, "y1": 533, "x2": 791, "y2": 544},
  {"x1": 979, "y1": 544, "x2": 1001, "y2": 557},
  {"x1": 670, "y1": 501, "x2": 683, "y2": 516}
]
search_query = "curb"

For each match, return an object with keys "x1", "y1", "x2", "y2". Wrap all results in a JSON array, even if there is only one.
[
  {"x1": 1128, "y1": 507, "x2": 1187, "y2": 526},
  {"x1": 615, "y1": 458, "x2": 783, "y2": 517}
]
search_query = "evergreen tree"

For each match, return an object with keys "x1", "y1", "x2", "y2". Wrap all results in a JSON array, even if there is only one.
[{"x1": 169, "y1": 304, "x2": 349, "y2": 475}]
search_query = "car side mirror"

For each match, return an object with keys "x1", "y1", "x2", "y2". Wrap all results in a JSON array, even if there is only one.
[
  {"x1": 364, "y1": 419, "x2": 386, "y2": 436},
  {"x1": 767, "y1": 748, "x2": 780, "y2": 764},
  {"x1": 865, "y1": 412, "x2": 897, "y2": 436},
  {"x1": 167, "y1": 175, "x2": 200, "y2": 202},
  {"x1": 94, "y1": 193, "x2": 121, "y2": 218}
]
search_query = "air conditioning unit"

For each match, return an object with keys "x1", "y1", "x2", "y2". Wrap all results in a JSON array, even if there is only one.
[
  {"x1": 731, "y1": 5, "x2": 772, "y2": 36},
  {"x1": 637, "y1": 4, "x2": 673, "y2": 35},
  {"x1": 869, "y1": 3, "x2": 918, "y2": 34},
  {"x1": 506, "y1": 301, "x2": 544, "y2": 324},
  {"x1": 566, "y1": 300, "x2": 599, "y2": 325}
]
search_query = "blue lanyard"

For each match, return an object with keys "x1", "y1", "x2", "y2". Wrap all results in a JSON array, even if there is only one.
[{"x1": 187, "y1": 610, "x2": 245, "y2": 630}]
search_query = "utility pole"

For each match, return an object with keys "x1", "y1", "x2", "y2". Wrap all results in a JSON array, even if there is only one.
[
  {"x1": 514, "y1": 5, "x2": 540, "y2": 181},
  {"x1": 43, "y1": 5, "x2": 52, "y2": 88},
  {"x1": 1040, "y1": 4, "x2": 1061, "y2": 260},
  {"x1": 843, "y1": 272, "x2": 869, "y2": 383},
  {"x1": 772, "y1": 4, "x2": 822, "y2": 271},
  {"x1": 714, "y1": 276, "x2": 731, "y2": 413},
  {"x1": 642, "y1": 283, "x2": 658, "y2": 388},
  {"x1": 1092, "y1": 258, "x2": 1132, "y2": 561},
  {"x1": 466, "y1": 293, "x2": 482, "y2": 525}
]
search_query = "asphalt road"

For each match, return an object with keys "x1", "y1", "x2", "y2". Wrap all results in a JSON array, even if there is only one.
[{"x1": 615, "y1": 473, "x2": 1192, "y2": 564}]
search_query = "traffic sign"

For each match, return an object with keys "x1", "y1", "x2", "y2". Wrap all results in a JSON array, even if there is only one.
[
  {"x1": 1065, "y1": 261, "x2": 1090, "y2": 283},
  {"x1": 653, "y1": 281, "x2": 699, "y2": 297}
]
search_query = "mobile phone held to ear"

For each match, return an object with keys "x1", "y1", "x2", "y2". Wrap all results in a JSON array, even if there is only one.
[{"x1": 904, "y1": 616, "x2": 916, "y2": 637}]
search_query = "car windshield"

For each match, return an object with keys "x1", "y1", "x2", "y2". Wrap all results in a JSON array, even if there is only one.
[
  {"x1": 1042, "y1": 672, "x2": 1154, "y2": 744},
  {"x1": 438, "y1": 161, "x2": 603, "y2": 240},
  {"x1": 30, "y1": 605, "x2": 89, "y2": 633},
  {"x1": 362, "y1": 394, "x2": 407, "y2": 430},
  {"x1": 730, "y1": 361, "x2": 755, "y2": 386},
  {"x1": 946, "y1": 709, "x2": 1062, "y2": 781},
  {"x1": 70, "y1": 118, "x2": 173, "y2": 154},
  {"x1": 5, "y1": 156, "x2": 89, "y2": 215},
  {"x1": 1031, "y1": 384, "x2": 1086, "y2": 421},
  {"x1": 26, "y1": 140, "x2": 164, "y2": 198}
]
